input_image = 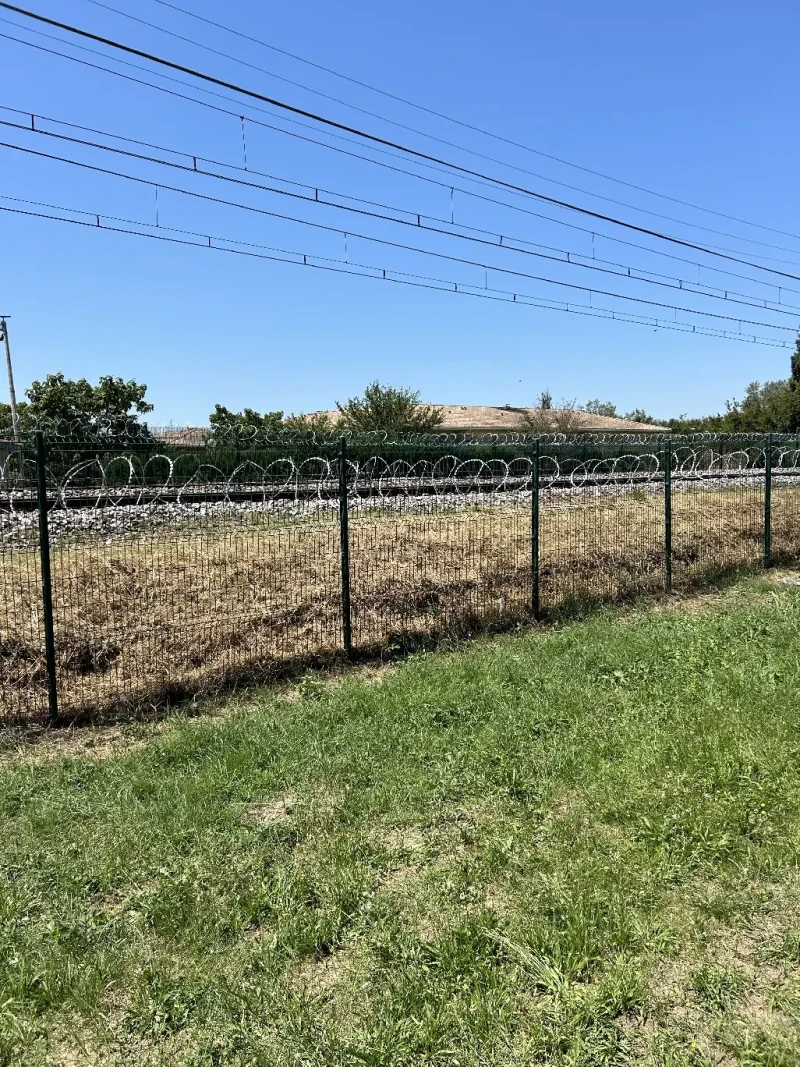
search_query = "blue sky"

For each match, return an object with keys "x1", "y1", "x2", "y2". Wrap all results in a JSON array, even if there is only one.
[{"x1": 1, "y1": 0, "x2": 799, "y2": 424}]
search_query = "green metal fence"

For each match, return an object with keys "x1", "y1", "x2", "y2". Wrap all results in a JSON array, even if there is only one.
[{"x1": 1, "y1": 428, "x2": 798, "y2": 724}]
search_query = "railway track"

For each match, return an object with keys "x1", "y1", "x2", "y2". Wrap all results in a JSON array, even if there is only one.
[{"x1": 3, "y1": 466, "x2": 796, "y2": 512}]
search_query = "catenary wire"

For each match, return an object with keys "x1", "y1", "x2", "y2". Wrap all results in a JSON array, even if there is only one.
[
  {"x1": 1, "y1": 199, "x2": 789, "y2": 349},
  {"x1": 150, "y1": 0, "x2": 800, "y2": 247},
  {"x1": 79, "y1": 0, "x2": 800, "y2": 253},
  {"x1": 6, "y1": 108, "x2": 800, "y2": 317},
  {"x1": 4, "y1": 138, "x2": 796, "y2": 335},
  {"x1": 3, "y1": 2, "x2": 800, "y2": 277},
  {"x1": 11, "y1": 103, "x2": 799, "y2": 311},
  {"x1": 4, "y1": 23, "x2": 800, "y2": 283}
]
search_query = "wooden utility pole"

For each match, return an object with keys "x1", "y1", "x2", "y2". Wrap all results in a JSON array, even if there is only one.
[{"x1": 0, "y1": 317, "x2": 19, "y2": 440}]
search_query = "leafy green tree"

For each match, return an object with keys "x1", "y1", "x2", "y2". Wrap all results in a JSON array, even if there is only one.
[
  {"x1": 734, "y1": 380, "x2": 794, "y2": 432},
  {"x1": 1, "y1": 374, "x2": 152, "y2": 435},
  {"x1": 538, "y1": 390, "x2": 553, "y2": 411},
  {"x1": 788, "y1": 334, "x2": 800, "y2": 432},
  {"x1": 209, "y1": 405, "x2": 285, "y2": 438},
  {"x1": 584, "y1": 399, "x2": 618, "y2": 418},
  {"x1": 581, "y1": 401, "x2": 659, "y2": 424},
  {"x1": 336, "y1": 382, "x2": 444, "y2": 433},
  {"x1": 0, "y1": 399, "x2": 30, "y2": 431},
  {"x1": 668, "y1": 376, "x2": 794, "y2": 434},
  {"x1": 208, "y1": 405, "x2": 331, "y2": 438},
  {"x1": 624, "y1": 408, "x2": 659, "y2": 425},
  {"x1": 666, "y1": 341, "x2": 800, "y2": 433},
  {"x1": 667, "y1": 412, "x2": 727, "y2": 433},
  {"x1": 283, "y1": 411, "x2": 331, "y2": 432}
]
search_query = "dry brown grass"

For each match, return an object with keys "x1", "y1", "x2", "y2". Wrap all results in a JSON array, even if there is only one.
[
  {"x1": 243, "y1": 794, "x2": 297, "y2": 828},
  {"x1": 1, "y1": 485, "x2": 799, "y2": 721}
]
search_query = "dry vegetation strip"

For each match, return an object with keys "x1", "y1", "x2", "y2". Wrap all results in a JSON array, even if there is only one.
[{"x1": 1, "y1": 487, "x2": 799, "y2": 718}]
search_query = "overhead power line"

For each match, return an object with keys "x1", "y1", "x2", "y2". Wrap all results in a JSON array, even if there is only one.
[
  {"x1": 5, "y1": 24, "x2": 800, "y2": 282},
  {"x1": 79, "y1": 0, "x2": 800, "y2": 253},
  {"x1": 5, "y1": 107, "x2": 800, "y2": 318},
  {"x1": 2, "y1": 1, "x2": 798, "y2": 278},
  {"x1": 150, "y1": 0, "x2": 800, "y2": 248},
  {"x1": 4, "y1": 138, "x2": 796, "y2": 337},
  {"x1": 2, "y1": 198, "x2": 790, "y2": 349}
]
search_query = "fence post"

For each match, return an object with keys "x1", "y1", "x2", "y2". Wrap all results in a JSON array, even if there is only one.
[
  {"x1": 764, "y1": 432, "x2": 772, "y2": 569},
  {"x1": 35, "y1": 431, "x2": 59, "y2": 722},
  {"x1": 531, "y1": 438, "x2": 540, "y2": 620},
  {"x1": 664, "y1": 436, "x2": 672, "y2": 594},
  {"x1": 338, "y1": 437, "x2": 353, "y2": 658}
]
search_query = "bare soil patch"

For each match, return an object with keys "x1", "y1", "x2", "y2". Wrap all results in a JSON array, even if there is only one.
[{"x1": 243, "y1": 793, "x2": 296, "y2": 828}]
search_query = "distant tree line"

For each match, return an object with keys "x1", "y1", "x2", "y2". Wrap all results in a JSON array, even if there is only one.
[
  {"x1": 664, "y1": 338, "x2": 800, "y2": 434},
  {"x1": 534, "y1": 337, "x2": 800, "y2": 434},
  {"x1": 209, "y1": 382, "x2": 444, "y2": 437},
  {"x1": 0, "y1": 377, "x2": 445, "y2": 437},
  {"x1": 5, "y1": 338, "x2": 800, "y2": 439},
  {"x1": 208, "y1": 405, "x2": 331, "y2": 437}
]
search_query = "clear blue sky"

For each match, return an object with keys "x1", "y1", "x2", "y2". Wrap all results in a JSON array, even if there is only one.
[{"x1": 1, "y1": 0, "x2": 799, "y2": 424}]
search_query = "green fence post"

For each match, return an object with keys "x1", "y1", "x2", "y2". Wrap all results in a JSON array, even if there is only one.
[
  {"x1": 532, "y1": 438, "x2": 540, "y2": 619},
  {"x1": 35, "y1": 431, "x2": 59, "y2": 723},
  {"x1": 664, "y1": 436, "x2": 672, "y2": 593},
  {"x1": 338, "y1": 437, "x2": 353, "y2": 657},
  {"x1": 764, "y1": 433, "x2": 773, "y2": 569}
]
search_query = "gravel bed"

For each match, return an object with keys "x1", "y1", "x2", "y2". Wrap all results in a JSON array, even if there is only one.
[{"x1": 1, "y1": 473, "x2": 796, "y2": 548}]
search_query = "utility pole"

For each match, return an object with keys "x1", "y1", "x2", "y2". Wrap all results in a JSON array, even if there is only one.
[{"x1": 0, "y1": 317, "x2": 19, "y2": 440}]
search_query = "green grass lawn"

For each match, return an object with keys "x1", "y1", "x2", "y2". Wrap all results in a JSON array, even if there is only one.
[{"x1": 2, "y1": 577, "x2": 800, "y2": 1065}]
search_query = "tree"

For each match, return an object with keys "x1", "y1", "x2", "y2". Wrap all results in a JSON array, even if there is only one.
[
  {"x1": 284, "y1": 411, "x2": 331, "y2": 433},
  {"x1": 0, "y1": 399, "x2": 29, "y2": 432},
  {"x1": 336, "y1": 382, "x2": 444, "y2": 433},
  {"x1": 663, "y1": 341, "x2": 800, "y2": 433},
  {"x1": 668, "y1": 375, "x2": 794, "y2": 434},
  {"x1": 520, "y1": 398, "x2": 582, "y2": 433},
  {"x1": 583, "y1": 399, "x2": 618, "y2": 418},
  {"x1": 209, "y1": 404, "x2": 285, "y2": 438},
  {"x1": 792, "y1": 333, "x2": 800, "y2": 385},
  {"x1": 788, "y1": 334, "x2": 800, "y2": 432},
  {"x1": 624, "y1": 408, "x2": 659, "y2": 425},
  {"x1": 1, "y1": 374, "x2": 152, "y2": 435},
  {"x1": 208, "y1": 405, "x2": 331, "y2": 438}
]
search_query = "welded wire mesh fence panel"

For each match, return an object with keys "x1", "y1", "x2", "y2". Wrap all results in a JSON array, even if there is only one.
[
  {"x1": 347, "y1": 447, "x2": 532, "y2": 648},
  {"x1": 671, "y1": 440, "x2": 765, "y2": 587},
  {"x1": 769, "y1": 439, "x2": 800, "y2": 566},
  {"x1": 7, "y1": 428, "x2": 800, "y2": 724},
  {"x1": 0, "y1": 444, "x2": 48, "y2": 721},
  {"x1": 539, "y1": 443, "x2": 664, "y2": 612},
  {"x1": 36, "y1": 437, "x2": 344, "y2": 718}
]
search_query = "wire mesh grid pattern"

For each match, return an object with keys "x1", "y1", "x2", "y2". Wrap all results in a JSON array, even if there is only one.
[
  {"x1": 347, "y1": 448, "x2": 533, "y2": 650},
  {"x1": 1, "y1": 430, "x2": 799, "y2": 724},
  {"x1": 0, "y1": 504, "x2": 45, "y2": 722}
]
